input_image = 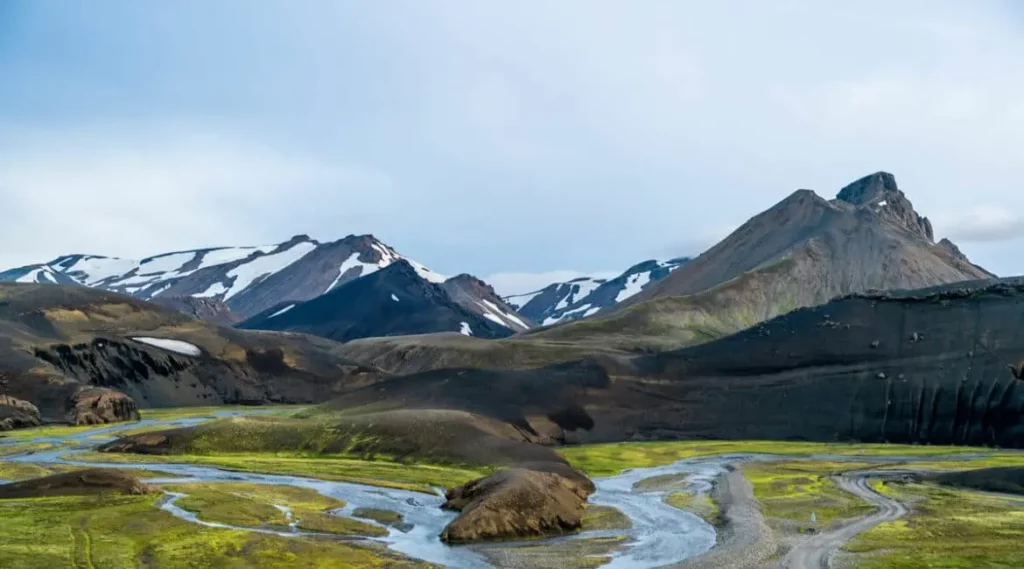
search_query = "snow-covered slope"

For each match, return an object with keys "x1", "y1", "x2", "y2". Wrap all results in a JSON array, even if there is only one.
[
  {"x1": 506, "y1": 258, "x2": 690, "y2": 326},
  {"x1": 1, "y1": 235, "x2": 530, "y2": 334}
]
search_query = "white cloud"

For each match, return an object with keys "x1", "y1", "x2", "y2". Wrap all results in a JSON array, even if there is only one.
[
  {"x1": 485, "y1": 270, "x2": 619, "y2": 297},
  {"x1": 0, "y1": 122, "x2": 392, "y2": 268},
  {"x1": 932, "y1": 206, "x2": 1024, "y2": 243}
]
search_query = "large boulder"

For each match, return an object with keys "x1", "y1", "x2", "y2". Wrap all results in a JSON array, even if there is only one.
[
  {"x1": 0, "y1": 468, "x2": 153, "y2": 499},
  {"x1": 0, "y1": 395, "x2": 41, "y2": 431},
  {"x1": 65, "y1": 386, "x2": 140, "y2": 425},
  {"x1": 440, "y1": 466, "x2": 594, "y2": 543}
]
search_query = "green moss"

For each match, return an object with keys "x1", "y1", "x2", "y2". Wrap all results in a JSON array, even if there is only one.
[
  {"x1": 664, "y1": 492, "x2": 719, "y2": 524},
  {"x1": 743, "y1": 460, "x2": 878, "y2": 527},
  {"x1": 352, "y1": 508, "x2": 403, "y2": 526},
  {"x1": 580, "y1": 505, "x2": 632, "y2": 531},
  {"x1": 167, "y1": 483, "x2": 385, "y2": 537},
  {"x1": 0, "y1": 493, "x2": 433, "y2": 568},
  {"x1": 77, "y1": 451, "x2": 483, "y2": 493},
  {"x1": 560, "y1": 440, "x2": 991, "y2": 477},
  {"x1": 845, "y1": 483, "x2": 1024, "y2": 568}
]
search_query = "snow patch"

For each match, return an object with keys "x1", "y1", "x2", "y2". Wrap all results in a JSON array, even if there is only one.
[
  {"x1": 218, "y1": 241, "x2": 317, "y2": 300},
  {"x1": 505, "y1": 290, "x2": 541, "y2": 310},
  {"x1": 132, "y1": 337, "x2": 202, "y2": 357},
  {"x1": 326, "y1": 252, "x2": 382, "y2": 293},
  {"x1": 194, "y1": 282, "x2": 229, "y2": 298},
  {"x1": 137, "y1": 252, "x2": 198, "y2": 276},
  {"x1": 615, "y1": 271, "x2": 653, "y2": 303},
  {"x1": 459, "y1": 322, "x2": 473, "y2": 336},
  {"x1": 268, "y1": 304, "x2": 296, "y2": 319}
]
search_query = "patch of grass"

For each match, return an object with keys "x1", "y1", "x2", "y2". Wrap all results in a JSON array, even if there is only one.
[
  {"x1": 743, "y1": 460, "x2": 878, "y2": 527},
  {"x1": 665, "y1": 492, "x2": 719, "y2": 524},
  {"x1": 580, "y1": 505, "x2": 631, "y2": 531},
  {"x1": 166, "y1": 483, "x2": 385, "y2": 537},
  {"x1": 0, "y1": 441, "x2": 69, "y2": 456},
  {"x1": 845, "y1": 483, "x2": 1024, "y2": 568},
  {"x1": 560, "y1": 440, "x2": 994, "y2": 477},
  {"x1": 877, "y1": 454, "x2": 1024, "y2": 472},
  {"x1": 0, "y1": 493, "x2": 434, "y2": 568},
  {"x1": 76, "y1": 451, "x2": 484, "y2": 493},
  {"x1": 352, "y1": 508, "x2": 403, "y2": 526},
  {"x1": 139, "y1": 405, "x2": 308, "y2": 423}
]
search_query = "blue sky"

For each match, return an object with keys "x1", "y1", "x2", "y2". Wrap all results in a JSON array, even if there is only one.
[{"x1": 2, "y1": 1, "x2": 1024, "y2": 294}]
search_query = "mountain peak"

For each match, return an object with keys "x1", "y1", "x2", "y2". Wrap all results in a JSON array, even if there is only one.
[
  {"x1": 835, "y1": 172, "x2": 933, "y2": 241},
  {"x1": 835, "y1": 172, "x2": 899, "y2": 205}
]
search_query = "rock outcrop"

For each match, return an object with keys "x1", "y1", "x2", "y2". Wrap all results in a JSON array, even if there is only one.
[
  {"x1": 0, "y1": 394, "x2": 41, "y2": 431},
  {"x1": 0, "y1": 468, "x2": 153, "y2": 499},
  {"x1": 440, "y1": 466, "x2": 595, "y2": 543},
  {"x1": 64, "y1": 386, "x2": 140, "y2": 425}
]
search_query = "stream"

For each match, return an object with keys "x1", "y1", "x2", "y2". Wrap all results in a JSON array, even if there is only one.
[{"x1": 0, "y1": 411, "x2": 726, "y2": 569}]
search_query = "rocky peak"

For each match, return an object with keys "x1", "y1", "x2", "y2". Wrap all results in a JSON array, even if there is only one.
[
  {"x1": 836, "y1": 172, "x2": 934, "y2": 242},
  {"x1": 836, "y1": 172, "x2": 900, "y2": 205},
  {"x1": 445, "y1": 273, "x2": 500, "y2": 299}
]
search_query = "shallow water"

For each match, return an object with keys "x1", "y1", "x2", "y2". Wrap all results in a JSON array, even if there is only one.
[{"x1": 0, "y1": 412, "x2": 728, "y2": 568}]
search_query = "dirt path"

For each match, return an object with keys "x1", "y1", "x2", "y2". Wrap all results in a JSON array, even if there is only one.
[
  {"x1": 780, "y1": 473, "x2": 907, "y2": 569},
  {"x1": 669, "y1": 466, "x2": 776, "y2": 569}
]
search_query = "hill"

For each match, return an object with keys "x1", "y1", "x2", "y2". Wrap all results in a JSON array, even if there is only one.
[
  {"x1": 0, "y1": 283, "x2": 385, "y2": 424},
  {"x1": 326, "y1": 277, "x2": 1024, "y2": 447}
]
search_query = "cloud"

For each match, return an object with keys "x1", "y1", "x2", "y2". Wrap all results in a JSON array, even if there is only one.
[
  {"x1": 0, "y1": 122, "x2": 393, "y2": 268},
  {"x1": 485, "y1": 270, "x2": 619, "y2": 297},
  {"x1": 932, "y1": 206, "x2": 1024, "y2": 243}
]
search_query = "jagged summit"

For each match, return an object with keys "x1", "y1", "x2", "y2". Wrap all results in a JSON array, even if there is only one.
[{"x1": 834, "y1": 172, "x2": 934, "y2": 241}]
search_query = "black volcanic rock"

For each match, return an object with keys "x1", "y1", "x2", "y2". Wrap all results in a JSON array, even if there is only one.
[{"x1": 239, "y1": 261, "x2": 513, "y2": 341}]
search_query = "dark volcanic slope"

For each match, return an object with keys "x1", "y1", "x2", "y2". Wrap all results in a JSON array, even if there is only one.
[
  {"x1": 0, "y1": 283, "x2": 384, "y2": 420},
  {"x1": 329, "y1": 278, "x2": 1024, "y2": 448},
  {"x1": 239, "y1": 261, "x2": 514, "y2": 341}
]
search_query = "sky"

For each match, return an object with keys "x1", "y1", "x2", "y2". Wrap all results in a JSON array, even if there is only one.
[{"x1": 2, "y1": 1, "x2": 1024, "y2": 295}]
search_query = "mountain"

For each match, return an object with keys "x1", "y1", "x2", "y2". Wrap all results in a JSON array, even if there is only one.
[
  {"x1": 617, "y1": 171, "x2": 991, "y2": 311},
  {"x1": 238, "y1": 261, "x2": 519, "y2": 341},
  {"x1": 504, "y1": 258, "x2": 690, "y2": 325},
  {"x1": 524, "y1": 171, "x2": 994, "y2": 350},
  {"x1": 0, "y1": 235, "x2": 530, "y2": 335},
  {"x1": 0, "y1": 283, "x2": 385, "y2": 424}
]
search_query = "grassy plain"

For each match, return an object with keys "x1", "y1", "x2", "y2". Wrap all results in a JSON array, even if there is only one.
[
  {"x1": 844, "y1": 482, "x2": 1024, "y2": 568},
  {"x1": 0, "y1": 493, "x2": 431, "y2": 569}
]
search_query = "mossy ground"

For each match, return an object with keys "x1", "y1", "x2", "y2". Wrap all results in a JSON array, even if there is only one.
[
  {"x1": 0, "y1": 493, "x2": 432, "y2": 569},
  {"x1": 559, "y1": 439, "x2": 995, "y2": 477},
  {"x1": 743, "y1": 460, "x2": 878, "y2": 528},
  {"x1": 580, "y1": 505, "x2": 632, "y2": 531},
  {"x1": 352, "y1": 507, "x2": 404, "y2": 526},
  {"x1": 664, "y1": 492, "x2": 719, "y2": 525},
  {"x1": 844, "y1": 482, "x2": 1024, "y2": 568},
  {"x1": 166, "y1": 482, "x2": 385, "y2": 536},
  {"x1": 77, "y1": 451, "x2": 483, "y2": 493}
]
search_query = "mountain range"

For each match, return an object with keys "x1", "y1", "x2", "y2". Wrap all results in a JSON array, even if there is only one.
[{"x1": 0, "y1": 234, "x2": 532, "y2": 341}]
